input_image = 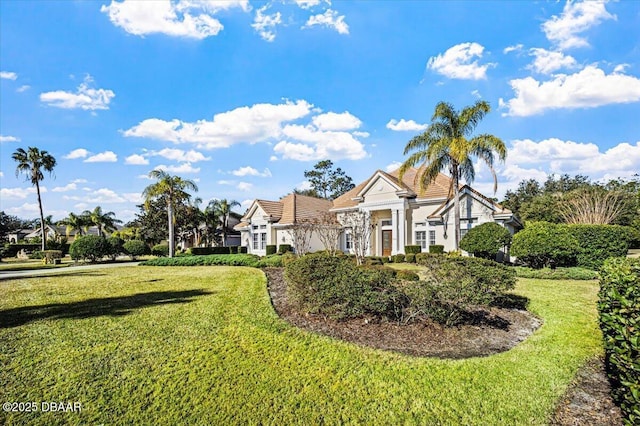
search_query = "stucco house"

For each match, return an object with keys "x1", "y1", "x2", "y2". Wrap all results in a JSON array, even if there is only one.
[{"x1": 235, "y1": 167, "x2": 520, "y2": 257}]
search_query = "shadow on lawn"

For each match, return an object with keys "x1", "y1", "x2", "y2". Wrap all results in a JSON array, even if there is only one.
[{"x1": 0, "y1": 289, "x2": 214, "y2": 329}]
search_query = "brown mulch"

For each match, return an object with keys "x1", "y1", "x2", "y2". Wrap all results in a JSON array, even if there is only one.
[{"x1": 263, "y1": 267, "x2": 624, "y2": 425}]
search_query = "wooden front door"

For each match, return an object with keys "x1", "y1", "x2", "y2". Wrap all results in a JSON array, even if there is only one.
[{"x1": 382, "y1": 230, "x2": 392, "y2": 257}]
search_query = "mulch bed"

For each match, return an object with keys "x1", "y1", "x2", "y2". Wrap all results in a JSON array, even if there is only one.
[{"x1": 262, "y1": 267, "x2": 623, "y2": 425}]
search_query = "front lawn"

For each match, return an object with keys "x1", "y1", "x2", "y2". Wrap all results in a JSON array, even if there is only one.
[{"x1": 0, "y1": 266, "x2": 602, "y2": 425}]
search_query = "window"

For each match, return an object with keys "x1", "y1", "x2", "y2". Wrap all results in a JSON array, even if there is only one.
[
  {"x1": 260, "y1": 232, "x2": 267, "y2": 250},
  {"x1": 415, "y1": 231, "x2": 426, "y2": 249},
  {"x1": 259, "y1": 225, "x2": 267, "y2": 230},
  {"x1": 252, "y1": 233, "x2": 259, "y2": 250},
  {"x1": 381, "y1": 219, "x2": 392, "y2": 227},
  {"x1": 460, "y1": 229, "x2": 468, "y2": 238},
  {"x1": 429, "y1": 230, "x2": 436, "y2": 246},
  {"x1": 252, "y1": 225, "x2": 259, "y2": 230},
  {"x1": 345, "y1": 232, "x2": 353, "y2": 250}
]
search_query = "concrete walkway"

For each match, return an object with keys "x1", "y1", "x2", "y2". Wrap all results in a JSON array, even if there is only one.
[{"x1": 0, "y1": 262, "x2": 141, "y2": 281}]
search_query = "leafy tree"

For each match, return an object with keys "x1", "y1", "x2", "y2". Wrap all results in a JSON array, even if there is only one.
[
  {"x1": 12, "y1": 147, "x2": 57, "y2": 251},
  {"x1": 83, "y1": 206, "x2": 122, "y2": 237},
  {"x1": 142, "y1": 170, "x2": 198, "y2": 257},
  {"x1": 69, "y1": 235, "x2": 109, "y2": 262},
  {"x1": 0, "y1": 212, "x2": 33, "y2": 242},
  {"x1": 399, "y1": 100, "x2": 506, "y2": 250},
  {"x1": 105, "y1": 236, "x2": 124, "y2": 261},
  {"x1": 127, "y1": 199, "x2": 169, "y2": 246},
  {"x1": 501, "y1": 179, "x2": 542, "y2": 219},
  {"x1": 459, "y1": 222, "x2": 512, "y2": 260},
  {"x1": 303, "y1": 160, "x2": 355, "y2": 200},
  {"x1": 206, "y1": 199, "x2": 241, "y2": 247},
  {"x1": 123, "y1": 240, "x2": 148, "y2": 260},
  {"x1": 56, "y1": 212, "x2": 90, "y2": 238}
]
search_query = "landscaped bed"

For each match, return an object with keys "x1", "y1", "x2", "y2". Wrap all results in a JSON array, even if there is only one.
[{"x1": 0, "y1": 265, "x2": 611, "y2": 424}]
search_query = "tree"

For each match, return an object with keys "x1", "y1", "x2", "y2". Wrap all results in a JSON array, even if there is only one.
[
  {"x1": 206, "y1": 199, "x2": 241, "y2": 247},
  {"x1": 459, "y1": 222, "x2": 512, "y2": 260},
  {"x1": 303, "y1": 160, "x2": 355, "y2": 200},
  {"x1": 559, "y1": 187, "x2": 628, "y2": 225},
  {"x1": 289, "y1": 220, "x2": 315, "y2": 256},
  {"x1": 12, "y1": 147, "x2": 57, "y2": 251},
  {"x1": 0, "y1": 212, "x2": 32, "y2": 242},
  {"x1": 83, "y1": 206, "x2": 122, "y2": 237},
  {"x1": 399, "y1": 101, "x2": 506, "y2": 250},
  {"x1": 313, "y1": 212, "x2": 343, "y2": 255},
  {"x1": 57, "y1": 212, "x2": 90, "y2": 238},
  {"x1": 142, "y1": 170, "x2": 198, "y2": 258},
  {"x1": 340, "y1": 210, "x2": 374, "y2": 265}
]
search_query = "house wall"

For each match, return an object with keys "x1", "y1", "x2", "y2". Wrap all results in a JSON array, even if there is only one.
[
  {"x1": 363, "y1": 177, "x2": 400, "y2": 204},
  {"x1": 244, "y1": 205, "x2": 272, "y2": 256}
]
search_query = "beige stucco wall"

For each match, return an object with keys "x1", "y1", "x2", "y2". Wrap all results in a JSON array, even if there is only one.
[{"x1": 362, "y1": 177, "x2": 400, "y2": 203}]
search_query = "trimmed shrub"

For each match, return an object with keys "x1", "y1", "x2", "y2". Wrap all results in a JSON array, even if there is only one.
[
  {"x1": 141, "y1": 254, "x2": 260, "y2": 267},
  {"x1": 228, "y1": 246, "x2": 239, "y2": 254},
  {"x1": 510, "y1": 222, "x2": 580, "y2": 269},
  {"x1": 278, "y1": 244, "x2": 293, "y2": 254},
  {"x1": 266, "y1": 245, "x2": 277, "y2": 256},
  {"x1": 598, "y1": 258, "x2": 640, "y2": 424},
  {"x1": 190, "y1": 247, "x2": 213, "y2": 255},
  {"x1": 365, "y1": 256, "x2": 383, "y2": 265},
  {"x1": 29, "y1": 251, "x2": 43, "y2": 259},
  {"x1": 405, "y1": 253, "x2": 416, "y2": 263},
  {"x1": 212, "y1": 246, "x2": 230, "y2": 255},
  {"x1": 459, "y1": 222, "x2": 512, "y2": 260},
  {"x1": 429, "y1": 245, "x2": 444, "y2": 254},
  {"x1": 285, "y1": 253, "x2": 407, "y2": 320},
  {"x1": 396, "y1": 269, "x2": 419, "y2": 281},
  {"x1": 106, "y1": 236, "x2": 124, "y2": 261},
  {"x1": 392, "y1": 254, "x2": 405, "y2": 263},
  {"x1": 380, "y1": 256, "x2": 390, "y2": 264},
  {"x1": 123, "y1": 240, "x2": 149, "y2": 260},
  {"x1": 415, "y1": 253, "x2": 448, "y2": 269},
  {"x1": 568, "y1": 224, "x2": 631, "y2": 270},
  {"x1": 405, "y1": 245, "x2": 422, "y2": 254},
  {"x1": 515, "y1": 266, "x2": 599, "y2": 280},
  {"x1": 42, "y1": 250, "x2": 63, "y2": 264},
  {"x1": 152, "y1": 244, "x2": 169, "y2": 257},
  {"x1": 3, "y1": 243, "x2": 40, "y2": 258},
  {"x1": 257, "y1": 254, "x2": 283, "y2": 268},
  {"x1": 239, "y1": 246, "x2": 248, "y2": 254},
  {"x1": 69, "y1": 235, "x2": 109, "y2": 262}
]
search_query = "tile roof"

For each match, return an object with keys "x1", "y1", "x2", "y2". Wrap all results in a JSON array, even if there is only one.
[
  {"x1": 279, "y1": 193, "x2": 333, "y2": 224},
  {"x1": 255, "y1": 199, "x2": 283, "y2": 221}
]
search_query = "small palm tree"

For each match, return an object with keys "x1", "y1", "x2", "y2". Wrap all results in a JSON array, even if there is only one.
[
  {"x1": 57, "y1": 212, "x2": 89, "y2": 239},
  {"x1": 12, "y1": 147, "x2": 57, "y2": 251},
  {"x1": 143, "y1": 170, "x2": 198, "y2": 257},
  {"x1": 83, "y1": 206, "x2": 122, "y2": 237},
  {"x1": 399, "y1": 100, "x2": 506, "y2": 250},
  {"x1": 207, "y1": 199, "x2": 240, "y2": 247}
]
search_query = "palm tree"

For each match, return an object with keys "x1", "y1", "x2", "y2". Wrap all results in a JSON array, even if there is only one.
[
  {"x1": 12, "y1": 147, "x2": 57, "y2": 251},
  {"x1": 143, "y1": 170, "x2": 198, "y2": 257},
  {"x1": 83, "y1": 206, "x2": 122, "y2": 237},
  {"x1": 399, "y1": 101, "x2": 506, "y2": 250},
  {"x1": 57, "y1": 212, "x2": 89, "y2": 239},
  {"x1": 206, "y1": 199, "x2": 240, "y2": 247}
]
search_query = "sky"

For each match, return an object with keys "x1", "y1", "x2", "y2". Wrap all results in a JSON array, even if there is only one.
[{"x1": 1, "y1": 0, "x2": 639, "y2": 223}]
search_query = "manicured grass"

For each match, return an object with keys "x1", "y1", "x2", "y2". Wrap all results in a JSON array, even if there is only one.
[
  {"x1": 515, "y1": 266, "x2": 599, "y2": 280},
  {"x1": 0, "y1": 266, "x2": 602, "y2": 425},
  {"x1": 0, "y1": 259, "x2": 71, "y2": 272}
]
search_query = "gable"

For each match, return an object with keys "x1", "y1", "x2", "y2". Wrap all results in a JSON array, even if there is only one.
[{"x1": 361, "y1": 175, "x2": 404, "y2": 203}]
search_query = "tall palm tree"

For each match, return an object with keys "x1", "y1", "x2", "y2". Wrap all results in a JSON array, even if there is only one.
[
  {"x1": 83, "y1": 206, "x2": 122, "y2": 237},
  {"x1": 399, "y1": 100, "x2": 507, "y2": 250},
  {"x1": 57, "y1": 212, "x2": 89, "y2": 239},
  {"x1": 207, "y1": 199, "x2": 240, "y2": 247},
  {"x1": 12, "y1": 147, "x2": 57, "y2": 251},
  {"x1": 143, "y1": 170, "x2": 198, "y2": 257}
]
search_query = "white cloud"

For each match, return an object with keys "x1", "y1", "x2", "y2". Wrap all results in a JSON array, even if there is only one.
[
  {"x1": 527, "y1": 48, "x2": 577, "y2": 74},
  {"x1": 72, "y1": 179, "x2": 88, "y2": 184},
  {"x1": 40, "y1": 75, "x2": 115, "y2": 111},
  {"x1": 86, "y1": 188, "x2": 125, "y2": 204},
  {"x1": 5, "y1": 202, "x2": 39, "y2": 216},
  {"x1": 500, "y1": 65, "x2": 640, "y2": 116},
  {"x1": 231, "y1": 166, "x2": 272, "y2": 177},
  {"x1": 614, "y1": 64, "x2": 629, "y2": 73},
  {"x1": 386, "y1": 119, "x2": 427, "y2": 132},
  {"x1": 252, "y1": 5, "x2": 281, "y2": 42},
  {"x1": 385, "y1": 161, "x2": 402, "y2": 173},
  {"x1": 312, "y1": 111, "x2": 361, "y2": 131},
  {"x1": 280, "y1": 124, "x2": 367, "y2": 160},
  {"x1": 125, "y1": 154, "x2": 149, "y2": 165},
  {"x1": 64, "y1": 148, "x2": 90, "y2": 159},
  {"x1": 123, "y1": 100, "x2": 313, "y2": 149},
  {"x1": 52, "y1": 183, "x2": 78, "y2": 192},
  {"x1": 471, "y1": 90, "x2": 481, "y2": 99},
  {"x1": 352, "y1": 131, "x2": 370, "y2": 138},
  {"x1": 0, "y1": 171, "x2": 3, "y2": 178},
  {"x1": 426, "y1": 42, "x2": 494, "y2": 80},
  {"x1": 84, "y1": 151, "x2": 118, "y2": 163},
  {"x1": 296, "y1": 180, "x2": 313, "y2": 191},
  {"x1": 503, "y1": 44, "x2": 523, "y2": 54},
  {"x1": 269, "y1": 155, "x2": 278, "y2": 162},
  {"x1": 303, "y1": 9, "x2": 349, "y2": 35},
  {"x1": 295, "y1": 0, "x2": 322, "y2": 9},
  {"x1": 542, "y1": 0, "x2": 615, "y2": 50},
  {"x1": 16, "y1": 85, "x2": 30, "y2": 92},
  {"x1": 101, "y1": 0, "x2": 249, "y2": 39},
  {"x1": 217, "y1": 180, "x2": 234, "y2": 185},
  {"x1": 237, "y1": 182, "x2": 253, "y2": 192},
  {"x1": 151, "y1": 148, "x2": 210, "y2": 162},
  {"x1": 0, "y1": 71, "x2": 17, "y2": 80},
  {"x1": 0, "y1": 135, "x2": 20, "y2": 143},
  {"x1": 0, "y1": 187, "x2": 40, "y2": 200},
  {"x1": 155, "y1": 162, "x2": 200, "y2": 174},
  {"x1": 273, "y1": 141, "x2": 316, "y2": 161}
]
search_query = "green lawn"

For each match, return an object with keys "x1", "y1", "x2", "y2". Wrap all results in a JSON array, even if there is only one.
[{"x1": 0, "y1": 266, "x2": 602, "y2": 425}]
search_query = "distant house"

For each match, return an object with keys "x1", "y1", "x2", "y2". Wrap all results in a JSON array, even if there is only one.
[
  {"x1": 18, "y1": 225, "x2": 105, "y2": 243},
  {"x1": 236, "y1": 167, "x2": 521, "y2": 257}
]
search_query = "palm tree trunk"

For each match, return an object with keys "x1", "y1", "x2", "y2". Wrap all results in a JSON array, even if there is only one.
[
  {"x1": 35, "y1": 180, "x2": 46, "y2": 251},
  {"x1": 168, "y1": 201, "x2": 175, "y2": 258},
  {"x1": 452, "y1": 168, "x2": 461, "y2": 251}
]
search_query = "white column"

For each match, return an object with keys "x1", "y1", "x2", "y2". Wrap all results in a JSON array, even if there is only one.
[
  {"x1": 391, "y1": 209, "x2": 398, "y2": 255},
  {"x1": 397, "y1": 207, "x2": 406, "y2": 254}
]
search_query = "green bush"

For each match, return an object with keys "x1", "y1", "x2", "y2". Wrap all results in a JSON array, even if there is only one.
[
  {"x1": 365, "y1": 256, "x2": 383, "y2": 265},
  {"x1": 598, "y1": 258, "x2": 640, "y2": 424},
  {"x1": 405, "y1": 245, "x2": 422, "y2": 254},
  {"x1": 152, "y1": 244, "x2": 169, "y2": 257},
  {"x1": 392, "y1": 254, "x2": 405, "y2": 263},
  {"x1": 141, "y1": 254, "x2": 260, "y2": 267},
  {"x1": 510, "y1": 222, "x2": 580, "y2": 269},
  {"x1": 42, "y1": 250, "x2": 63, "y2": 264},
  {"x1": 239, "y1": 246, "x2": 248, "y2": 254},
  {"x1": 285, "y1": 253, "x2": 406, "y2": 320},
  {"x1": 190, "y1": 247, "x2": 232, "y2": 255},
  {"x1": 429, "y1": 245, "x2": 444, "y2": 254},
  {"x1": 69, "y1": 235, "x2": 109, "y2": 262},
  {"x1": 266, "y1": 245, "x2": 277, "y2": 256},
  {"x1": 405, "y1": 253, "x2": 416, "y2": 263},
  {"x1": 396, "y1": 269, "x2": 419, "y2": 281},
  {"x1": 415, "y1": 253, "x2": 448, "y2": 269},
  {"x1": 459, "y1": 222, "x2": 512, "y2": 260},
  {"x1": 123, "y1": 240, "x2": 148, "y2": 260},
  {"x1": 278, "y1": 244, "x2": 293, "y2": 254},
  {"x1": 106, "y1": 236, "x2": 124, "y2": 261},
  {"x1": 515, "y1": 266, "x2": 599, "y2": 280},
  {"x1": 190, "y1": 247, "x2": 213, "y2": 255},
  {"x1": 568, "y1": 224, "x2": 631, "y2": 270},
  {"x1": 29, "y1": 250, "x2": 43, "y2": 259},
  {"x1": 2, "y1": 243, "x2": 40, "y2": 258},
  {"x1": 257, "y1": 254, "x2": 283, "y2": 268},
  {"x1": 228, "y1": 246, "x2": 238, "y2": 254}
]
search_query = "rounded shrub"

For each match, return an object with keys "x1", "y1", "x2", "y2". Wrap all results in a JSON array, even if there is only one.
[
  {"x1": 568, "y1": 224, "x2": 631, "y2": 270},
  {"x1": 278, "y1": 244, "x2": 293, "y2": 254},
  {"x1": 510, "y1": 222, "x2": 580, "y2": 269},
  {"x1": 392, "y1": 254, "x2": 405, "y2": 263},
  {"x1": 106, "y1": 236, "x2": 124, "y2": 261},
  {"x1": 404, "y1": 245, "x2": 422, "y2": 254},
  {"x1": 123, "y1": 240, "x2": 148, "y2": 260},
  {"x1": 266, "y1": 245, "x2": 277, "y2": 256},
  {"x1": 405, "y1": 253, "x2": 416, "y2": 263},
  {"x1": 429, "y1": 245, "x2": 444, "y2": 254},
  {"x1": 69, "y1": 235, "x2": 109, "y2": 262},
  {"x1": 459, "y1": 222, "x2": 512, "y2": 260},
  {"x1": 152, "y1": 244, "x2": 170, "y2": 257}
]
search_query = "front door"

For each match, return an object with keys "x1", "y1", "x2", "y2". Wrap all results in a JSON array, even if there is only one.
[{"x1": 382, "y1": 230, "x2": 392, "y2": 257}]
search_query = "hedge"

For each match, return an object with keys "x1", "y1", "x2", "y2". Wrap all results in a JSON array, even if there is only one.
[
  {"x1": 404, "y1": 245, "x2": 422, "y2": 254},
  {"x1": 151, "y1": 244, "x2": 169, "y2": 257},
  {"x1": 429, "y1": 245, "x2": 444, "y2": 254},
  {"x1": 278, "y1": 244, "x2": 293, "y2": 254},
  {"x1": 2, "y1": 243, "x2": 40, "y2": 257},
  {"x1": 266, "y1": 245, "x2": 277, "y2": 256},
  {"x1": 568, "y1": 224, "x2": 631, "y2": 270},
  {"x1": 239, "y1": 246, "x2": 248, "y2": 254},
  {"x1": 510, "y1": 222, "x2": 580, "y2": 269},
  {"x1": 190, "y1": 247, "x2": 231, "y2": 255},
  {"x1": 123, "y1": 240, "x2": 149, "y2": 260},
  {"x1": 392, "y1": 254, "x2": 405, "y2": 263},
  {"x1": 141, "y1": 254, "x2": 260, "y2": 267},
  {"x1": 598, "y1": 258, "x2": 640, "y2": 424}
]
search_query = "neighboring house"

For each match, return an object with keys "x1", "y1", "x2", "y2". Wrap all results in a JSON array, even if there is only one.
[
  {"x1": 177, "y1": 216, "x2": 242, "y2": 250},
  {"x1": 6, "y1": 229, "x2": 32, "y2": 243},
  {"x1": 235, "y1": 167, "x2": 521, "y2": 257},
  {"x1": 22, "y1": 225, "x2": 103, "y2": 243}
]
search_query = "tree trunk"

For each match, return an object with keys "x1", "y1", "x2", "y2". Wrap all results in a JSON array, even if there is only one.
[
  {"x1": 35, "y1": 180, "x2": 46, "y2": 252},
  {"x1": 452, "y1": 168, "x2": 461, "y2": 251},
  {"x1": 168, "y1": 201, "x2": 175, "y2": 258},
  {"x1": 222, "y1": 215, "x2": 227, "y2": 247}
]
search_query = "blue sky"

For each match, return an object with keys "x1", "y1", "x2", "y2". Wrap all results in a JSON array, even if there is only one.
[{"x1": 1, "y1": 0, "x2": 639, "y2": 223}]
